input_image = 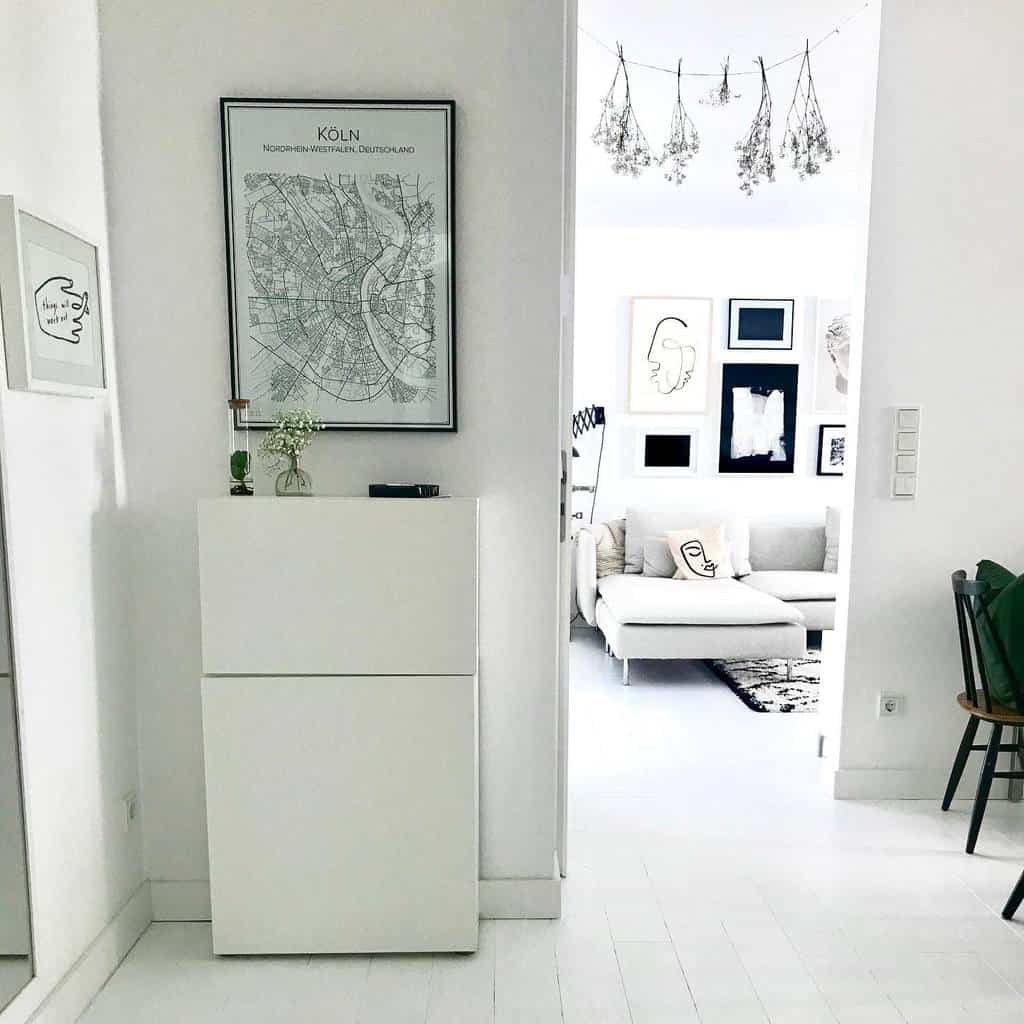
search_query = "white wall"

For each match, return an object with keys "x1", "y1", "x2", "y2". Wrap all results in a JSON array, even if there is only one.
[
  {"x1": 573, "y1": 234, "x2": 860, "y2": 524},
  {"x1": 837, "y1": 0, "x2": 1024, "y2": 796},
  {"x1": 98, "y1": 0, "x2": 565, "y2": 896},
  {"x1": 0, "y1": 1, "x2": 145, "y2": 1021},
  {"x1": 572, "y1": 0, "x2": 880, "y2": 527}
]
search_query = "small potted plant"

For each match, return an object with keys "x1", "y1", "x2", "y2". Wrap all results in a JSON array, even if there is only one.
[{"x1": 259, "y1": 409, "x2": 324, "y2": 497}]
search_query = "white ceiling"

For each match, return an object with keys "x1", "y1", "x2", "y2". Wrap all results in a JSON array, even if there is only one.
[{"x1": 576, "y1": 0, "x2": 883, "y2": 229}]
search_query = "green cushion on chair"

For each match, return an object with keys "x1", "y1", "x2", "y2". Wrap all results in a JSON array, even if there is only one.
[{"x1": 975, "y1": 560, "x2": 1024, "y2": 709}]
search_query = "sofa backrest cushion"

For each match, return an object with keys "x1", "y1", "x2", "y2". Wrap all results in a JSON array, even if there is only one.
[
  {"x1": 748, "y1": 522, "x2": 826, "y2": 571},
  {"x1": 625, "y1": 505, "x2": 751, "y2": 577}
]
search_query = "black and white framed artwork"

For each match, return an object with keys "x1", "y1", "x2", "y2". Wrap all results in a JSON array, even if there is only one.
[
  {"x1": 718, "y1": 363, "x2": 799, "y2": 474},
  {"x1": 812, "y1": 298, "x2": 851, "y2": 414},
  {"x1": 0, "y1": 196, "x2": 106, "y2": 396},
  {"x1": 221, "y1": 98, "x2": 456, "y2": 431},
  {"x1": 635, "y1": 430, "x2": 698, "y2": 477},
  {"x1": 727, "y1": 298, "x2": 795, "y2": 350},
  {"x1": 628, "y1": 297, "x2": 712, "y2": 414},
  {"x1": 816, "y1": 424, "x2": 846, "y2": 476}
]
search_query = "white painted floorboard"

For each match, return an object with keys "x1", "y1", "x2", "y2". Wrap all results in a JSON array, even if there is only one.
[{"x1": 79, "y1": 630, "x2": 1024, "y2": 1023}]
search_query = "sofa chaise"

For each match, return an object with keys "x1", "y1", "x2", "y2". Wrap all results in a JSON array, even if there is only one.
[{"x1": 576, "y1": 505, "x2": 839, "y2": 684}]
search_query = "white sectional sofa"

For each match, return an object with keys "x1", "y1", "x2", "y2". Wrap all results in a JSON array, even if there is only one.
[{"x1": 576, "y1": 505, "x2": 838, "y2": 684}]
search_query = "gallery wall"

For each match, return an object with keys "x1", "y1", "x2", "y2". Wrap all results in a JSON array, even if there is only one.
[
  {"x1": 0, "y1": 1, "x2": 147, "y2": 1021},
  {"x1": 572, "y1": 0, "x2": 881, "y2": 528},
  {"x1": 836, "y1": 0, "x2": 1024, "y2": 796},
  {"x1": 98, "y1": 0, "x2": 566, "y2": 907}
]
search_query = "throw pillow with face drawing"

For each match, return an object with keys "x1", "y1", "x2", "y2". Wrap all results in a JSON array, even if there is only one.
[{"x1": 665, "y1": 525, "x2": 735, "y2": 581}]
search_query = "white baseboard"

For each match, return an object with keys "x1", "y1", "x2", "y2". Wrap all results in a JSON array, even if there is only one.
[
  {"x1": 150, "y1": 880, "x2": 212, "y2": 921},
  {"x1": 20, "y1": 880, "x2": 151, "y2": 1024},
  {"x1": 834, "y1": 767, "x2": 1011, "y2": 801},
  {"x1": 151, "y1": 873, "x2": 563, "y2": 924},
  {"x1": 479, "y1": 870, "x2": 562, "y2": 919}
]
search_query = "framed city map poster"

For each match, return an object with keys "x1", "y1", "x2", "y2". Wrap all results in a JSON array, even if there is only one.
[{"x1": 221, "y1": 98, "x2": 456, "y2": 430}]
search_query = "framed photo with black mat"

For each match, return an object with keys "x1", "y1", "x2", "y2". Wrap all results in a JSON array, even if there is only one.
[
  {"x1": 221, "y1": 98, "x2": 456, "y2": 431},
  {"x1": 727, "y1": 298, "x2": 794, "y2": 350},
  {"x1": 816, "y1": 424, "x2": 846, "y2": 476},
  {"x1": 718, "y1": 363, "x2": 798, "y2": 474},
  {"x1": 635, "y1": 430, "x2": 698, "y2": 477}
]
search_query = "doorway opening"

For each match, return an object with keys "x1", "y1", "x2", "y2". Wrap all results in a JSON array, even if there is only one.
[{"x1": 562, "y1": 0, "x2": 882, "y2": 872}]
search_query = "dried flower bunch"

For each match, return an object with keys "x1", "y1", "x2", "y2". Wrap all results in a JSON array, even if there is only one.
[
  {"x1": 258, "y1": 409, "x2": 324, "y2": 464},
  {"x1": 780, "y1": 41, "x2": 835, "y2": 179},
  {"x1": 591, "y1": 44, "x2": 652, "y2": 177},
  {"x1": 735, "y1": 58, "x2": 776, "y2": 196},
  {"x1": 658, "y1": 60, "x2": 701, "y2": 184},
  {"x1": 700, "y1": 57, "x2": 741, "y2": 107}
]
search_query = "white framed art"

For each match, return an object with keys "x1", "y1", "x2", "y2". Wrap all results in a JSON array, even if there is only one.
[
  {"x1": 628, "y1": 297, "x2": 712, "y2": 414},
  {"x1": 813, "y1": 298, "x2": 852, "y2": 413},
  {"x1": 635, "y1": 429, "x2": 699, "y2": 477},
  {"x1": 727, "y1": 298, "x2": 794, "y2": 350},
  {"x1": 0, "y1": 196, "x2": 106, "y2": 396}
]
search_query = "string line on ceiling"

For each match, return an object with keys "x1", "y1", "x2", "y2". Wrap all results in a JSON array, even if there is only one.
[{"x1": 578, "y1": 1, "x2": 872, "y2": 78}]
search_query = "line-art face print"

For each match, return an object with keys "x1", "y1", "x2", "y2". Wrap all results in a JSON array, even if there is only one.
[
  {"x1": 647, "y1": 316, "x2": 697, "y2": 396},
  {"x1": 34, "y1": 276, "x2": 90, "y2": 344},
  {"x1": 680, "y1": 539, "x2": 718, "y2": 579}
]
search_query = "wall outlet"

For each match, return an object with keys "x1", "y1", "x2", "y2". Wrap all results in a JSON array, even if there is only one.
[
  {"x1": 122, "y1": 791, "x2": 139, "y2": 831},
  {"x1": 878, "y1": 692, "x2": 904, "y2": 717}
]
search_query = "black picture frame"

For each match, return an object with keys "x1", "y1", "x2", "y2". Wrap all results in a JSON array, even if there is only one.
[
  {"x1": 220, "y1": 97, "x2": 457, "y2": 431},
  {"x1": 718, "y1": 363, "x2": 799, "y2": 474},
  {"x1": 816, "y1": 424, "x2": 846, "y2": 476},
  {"x1": 727, "y1": 298, "x2": 795, "y2": 350}
]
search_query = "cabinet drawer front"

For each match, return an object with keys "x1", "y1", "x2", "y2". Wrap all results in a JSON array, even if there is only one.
[
  {"x1": 198, "y1": 498, "x2": 478, "y2": 675},
  {"x1": 202, "y1": 674, "x2": 479, "y2": 953}
]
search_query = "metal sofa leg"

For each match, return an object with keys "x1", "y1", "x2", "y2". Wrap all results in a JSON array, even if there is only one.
[
  {"x1": 622, "y1": 658, "x2": 630, "y2": 686},
  {"x1": 786, "y1": 659, "x2": 793, "y2": 681}
]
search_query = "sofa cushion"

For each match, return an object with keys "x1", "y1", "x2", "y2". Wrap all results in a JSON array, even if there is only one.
[
  {"x1": 597, "y1": 575, "x2": 804, "y2": 627},
  {"x1": 741, "y1": 570, "x2": 837, "y2": 603},
  {"x1": 625, "y1": 505, "x2": 751, "y2": 576},
  {"x1": 748, "y1": 522, "x2": 826, "y2": 571}
]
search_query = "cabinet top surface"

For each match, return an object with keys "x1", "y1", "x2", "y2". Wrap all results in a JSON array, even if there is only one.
[{"x1": 200, "y1": 496, "x2": 478, "y2": 508}]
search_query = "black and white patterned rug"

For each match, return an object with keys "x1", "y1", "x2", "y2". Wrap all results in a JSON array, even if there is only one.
[{"x1": 707, "y1": 650, "x2": 821, "y2": 713}]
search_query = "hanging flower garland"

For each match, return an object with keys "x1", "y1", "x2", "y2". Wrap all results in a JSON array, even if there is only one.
[
  {"x1": 700, "y1": 57, "x2": 741, "y2": 108},
  {"x1": 735, "y1": 58, "x2": 776, "y2": 195},
  {"x1": 658, "y1": 60, "x2": 701, "y2": 184},
  {"x1": 591, "y1": 44, "x2": 653, "y2": 177},
  {"x1": 780, "y1": 41, "x2": 836, "y2": 178}
]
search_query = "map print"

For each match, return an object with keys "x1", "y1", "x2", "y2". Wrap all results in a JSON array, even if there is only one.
[{"x1": 244, "y1": 171, "x2": 438, "y2": 413}]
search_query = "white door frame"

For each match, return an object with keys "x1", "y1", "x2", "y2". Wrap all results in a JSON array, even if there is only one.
[{"x1": 556, "y1": 0, "x2": 579, "y2": 878}]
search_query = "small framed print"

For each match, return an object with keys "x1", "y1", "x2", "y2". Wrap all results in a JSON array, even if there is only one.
[
  {"x1": 0, "y1": 196, "x2": 106, "y2": 396},
  {"x1": 727, "y1": 298, "x2": 795, "y2": 350},
  {"x1": 635, "y1": 430, "x2": 698, "y2": 477},
  {"x1": 817, "y1": 424, "x2": 846, "y2": 476}
]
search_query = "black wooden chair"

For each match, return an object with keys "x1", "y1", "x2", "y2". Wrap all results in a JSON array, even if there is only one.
[{"x1": 942, "y1": 570, "x2": 1024, "y2": 854}]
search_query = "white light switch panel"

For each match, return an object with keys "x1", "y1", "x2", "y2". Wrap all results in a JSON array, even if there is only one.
[{"x1": 890, "y1": 406, "x2": 921, "y2": 500}]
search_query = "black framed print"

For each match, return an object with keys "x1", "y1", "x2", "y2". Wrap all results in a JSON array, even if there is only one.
[
  {"x1": 727, "y1": 298, "x2": 795, "y2": 350},
  {"x1": 718, "y1": 363, "x2": 798, "y2": 474},
  {"x1": 635, "y1": 430, "x2": 698, "y2": 476},
  {"x1": 816, "y1": 424, "x2": 846, "y2": 476},
  {"x1": 221, "y1": 98, "x2": 456, "y2": 431}
]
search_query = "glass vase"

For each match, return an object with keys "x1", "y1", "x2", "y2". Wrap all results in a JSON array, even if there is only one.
[
  {"x1": 227, "y1": 398, "x2": 253, "y2": 496},
  {"x1": 275, "y1": 456, "x2": 313, "y2": 497}
]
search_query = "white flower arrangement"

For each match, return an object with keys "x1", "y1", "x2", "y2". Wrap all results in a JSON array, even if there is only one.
[{"x1": 258, "y1": 409, "x2": 324, "y2": 465}]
